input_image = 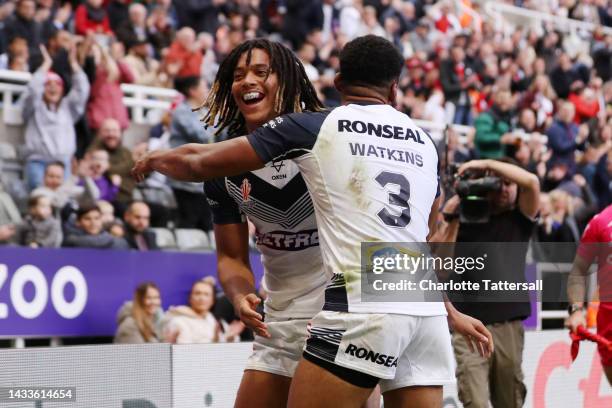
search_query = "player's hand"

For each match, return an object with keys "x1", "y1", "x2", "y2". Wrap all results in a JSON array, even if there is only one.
[
  {"x1": 235, "y1": 293, "x2": 270, "y2": 338},
  {"x1": 564, "y1": 311, "x2": 587, "y2": 333},
  {"x1": 132, "y1": 151, "x2": 159, "y2": 183},
  {"x1": 449, "y1": 311, "x2": 494, "y2": 358}
]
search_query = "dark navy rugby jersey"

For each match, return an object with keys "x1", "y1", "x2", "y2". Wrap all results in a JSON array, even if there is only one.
[{"x1": 204, "y1": 148, "x2": 328, "y2": 318}]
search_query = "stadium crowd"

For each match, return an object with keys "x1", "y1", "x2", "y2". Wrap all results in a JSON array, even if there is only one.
[{"x1": 0, "y1": 0, "x2": 611, "y2": 341}]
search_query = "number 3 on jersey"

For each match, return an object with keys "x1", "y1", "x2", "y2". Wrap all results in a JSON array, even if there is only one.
[{"x1": 375, "y1": 171, "x2": 411, "y2": 228}]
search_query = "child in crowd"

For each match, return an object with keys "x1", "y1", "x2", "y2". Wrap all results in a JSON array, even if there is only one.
[
  {"x1": 19, "y1": 195, "x2": 62, "y2": 248},
  {"x1": 97, "y1": 199, "x2": 124, "y2": 237},
  {"x1": 80, "y1": 149, "x2": 121, "y2": 203}
]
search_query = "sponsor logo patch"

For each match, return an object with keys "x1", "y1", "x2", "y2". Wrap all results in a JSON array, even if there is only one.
[{"x1": 345, "y1": 344, "x2": 398, "y2": 368}]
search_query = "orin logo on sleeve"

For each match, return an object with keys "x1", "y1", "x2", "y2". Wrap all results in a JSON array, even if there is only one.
[{"x1": 345, "y1": 344, "x2": 398, "y2": 367}]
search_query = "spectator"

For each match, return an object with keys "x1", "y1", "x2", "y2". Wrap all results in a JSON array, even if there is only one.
[
  {"x1": 123, "y1": 201, "x2": 158, "y2": 251},
  {"x1": 2, "y1": 0, "x2": 42, "y2": 69},
  {"x1": 115, "y1": 3, "x2": 150, "y2": 50},
  {"x1": 0, "y1": 185, "x2": 21, "y2": 245},
  {"x1": 473, "y1": 90, "x2": 515, "y2": 159},
  {"x1": 594, "y1": 150, "x2": 612, "y2": 209},
  {"x1": 79, "y1": 148, "x2": 121, "y2": 203},
  {"x1": 519, "y1": 74, "x2": 556, "y2": 130},
  {"x1": 168, "y1": 76, "x2": 214, "y2": 231},
  {"x1": 549, "y1": 53, "x2": 584, "y2": 99},
  {"x1": 409, "y1": 19, "x2": 435, "y2": 55},
  {"x1": 21, "y1": 44, "x2": 90, "y2": 191},
  {"x1": 297, "y1": 42, "x2": 320, "y2": 85},
  {"x1": 147, "y1": 5, "x2": 175, "y2": 59},
  {"x1": 440, "y1": 45, "x2": 478, "y2": 125},
  {"x1": 123, "y1": 39, "x2": 167, "y2": 87},
  {"x1": 547, "y1": 102, "x2": 589, "y2": 175},
  {"x1": 74, "y1": 0, "x2": 112, "y2": 37},
  {"x1": 162, "y1": 277, "x2": 244, "y2": 344},
  {"x1": 568, "y1": 83, "x2": 600, "y2": 124},
  {"x1": 63, "y1": 204, "x2": 128, "y2": 249},
  {"x1": 107, "y1": 0, "x2": 131, "y2": 35},
  {"x1": 31, "y1": 161, "x2": 84, "y2": 215},
  {"x1": 537, "y1": 191, "x2": 580, "y2": 243},
  {"x1": 45, "y1": 29, "x2": 73, "y2": 87},
  {"x1": 115, "y1": 282, "x2": 163, "y2": 344},
  {"x1": 173, "y1": 0, "x2": 224, "y2": 35},
  {"x1": 163, "y1": 27, "x2": 202, "y2": 79},
  {"x1": 89, "y1": 118, "x2": 136, "y2": 207},
  {"x1": 356, "y1": 5, "x2": 386, "y2": 38},
  {"x1": 97, "y1": 199, "x2": 124, "y2": 237},
  {"x1": 86, "y1": 42, "x2": 134, "y2": 132},
  {"x1": 17, "y1": 194, "x2": 62, "y2": 248},
  {"x1": 0, "y1": 36, "x2": 29, "y2": 71},
  {"x1": 281, "y1": 0, "x2": 323, "y2": 49}
]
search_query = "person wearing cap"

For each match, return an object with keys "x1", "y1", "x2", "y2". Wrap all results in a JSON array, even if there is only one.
[{"x1": 21, "y1": 44, "x2": 90, "y2": 191}]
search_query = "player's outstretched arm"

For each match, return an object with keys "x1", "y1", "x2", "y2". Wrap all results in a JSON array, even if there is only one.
[
  {"x1": 445, "y1": 301, "x2": 494, "y2": 358},
  {"x1": 214, "y1": 222, "x2": 270, "y2": 338},
  {"x1": 132, "y1": 137, "x2": 264, "y2": 182}
]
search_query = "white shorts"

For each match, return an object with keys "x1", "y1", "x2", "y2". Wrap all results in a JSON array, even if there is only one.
[
  {"x1": 304, "y1": 311, "x2": 456, "y2": 393},
  {"x1": 244, "y1": 317, "x2": 310, "y2": 378}
]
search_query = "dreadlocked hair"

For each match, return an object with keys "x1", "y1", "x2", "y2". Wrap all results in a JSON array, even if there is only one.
[{"x1": 200, "y1": 38, "x2": 324, "y2": 138}]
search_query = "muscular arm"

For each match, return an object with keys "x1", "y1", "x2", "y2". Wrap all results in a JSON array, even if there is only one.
[
  {"x1": 133, "y1": 137, "x2": 265, "y2": 182},
  {"x1": 214, "y1": 222, "x2": 256, "y2": 309},
  {"x1": 214, "y1": 222, "x2": 270, "y2": 337}
]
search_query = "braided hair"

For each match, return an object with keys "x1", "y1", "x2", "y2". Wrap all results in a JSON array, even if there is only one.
[{"x1": 201, "y1": 38, "x2": 324, "y2": 138}]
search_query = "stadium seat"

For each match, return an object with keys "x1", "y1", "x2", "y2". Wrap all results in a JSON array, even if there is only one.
[
  {"x1": 0, "y1": 142, "x2": 17, "y2": 160},
  {"x1": 174, "y1": 228, "x2": 212, "y2": 252},
  {"x1": 150, "y1": 228, "x2": 178, "y2": 250}
]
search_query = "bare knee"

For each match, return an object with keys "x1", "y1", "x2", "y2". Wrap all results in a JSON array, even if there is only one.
[{"x1": 383, "y1": 385, "x2": 443, "y2": 408}]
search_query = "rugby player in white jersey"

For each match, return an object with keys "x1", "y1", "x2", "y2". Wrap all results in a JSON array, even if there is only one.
[{"x1": 133, "y1": 35, "x2": 494, "y2": 407}]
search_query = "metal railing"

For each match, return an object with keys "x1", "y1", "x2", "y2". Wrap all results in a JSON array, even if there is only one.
[
  {"x1": 483, "y1": 1, "x2": 612, "y2": 36},
  {"x1": 0, "y1": 69, "x2": 179, "y2": 126}
]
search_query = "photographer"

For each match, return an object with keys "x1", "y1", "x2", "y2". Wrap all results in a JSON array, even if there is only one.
[{"x1": 435, "y1": 158, "x2": 540, "y2": 408}]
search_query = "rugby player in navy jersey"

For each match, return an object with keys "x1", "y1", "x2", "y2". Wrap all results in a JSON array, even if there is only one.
[{"x1": 134, "y1": 36, "x2": 494, "y2": 408}]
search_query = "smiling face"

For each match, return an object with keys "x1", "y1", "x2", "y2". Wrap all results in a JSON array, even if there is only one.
[
  {"x1": 143, "y1": 286, "x2": 161, "y2": 316},
  {"x1": 231, "y1": 48, "x2": 280, "y2": 132}
]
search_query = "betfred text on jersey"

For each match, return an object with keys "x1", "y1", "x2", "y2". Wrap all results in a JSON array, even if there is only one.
[
  {"x1": 338, "y1": 120, "x2": 425, "y2": 144},
  {"x1": 345, "y1": 344, "x2": 399, "y2": 367},
  {"x1": 256, "y1": 229, "x2": 319, "y2": 251}
]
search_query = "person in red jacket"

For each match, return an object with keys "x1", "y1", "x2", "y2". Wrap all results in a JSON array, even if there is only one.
[
  {"x1": 569, "y1": 82, "x2": 600, "y2": 124},
  {"x1": 75, "y1": 0, "x2": 112, "y2": 36},
  {"x1": 162, "y1": 27, "x2": 203, "y2": 79}
]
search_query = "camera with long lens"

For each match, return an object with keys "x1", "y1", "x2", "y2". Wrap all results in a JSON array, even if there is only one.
[{"x1": 449, "y1": 164, "x2": 502, "y2": 223}]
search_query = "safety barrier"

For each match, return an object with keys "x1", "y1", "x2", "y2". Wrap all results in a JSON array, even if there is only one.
[{"x1": 0, "y1": 330, "x2": 607, "y2": 407}]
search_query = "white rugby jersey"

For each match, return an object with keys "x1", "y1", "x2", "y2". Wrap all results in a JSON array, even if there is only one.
[
  {"x1": 247, "y1": 103, "x2": 446, "y2": 316},
  {"x1": 205, "y1": 161, "x2": 329, "y2": 319}
]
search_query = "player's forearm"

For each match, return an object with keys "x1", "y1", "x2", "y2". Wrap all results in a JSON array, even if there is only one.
[
  {"x1": 147, "y1": 144, "x2": 208, "y2": 182},
  {"x1": 217, "y1": 257, "x2": 257, "y2": 311},
  {"x1": 149, "y1": 138, "x2": 264, "y2": 181},
  {"x1": 567, "y1": 255, "x2": 590, "y2": 306}
]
